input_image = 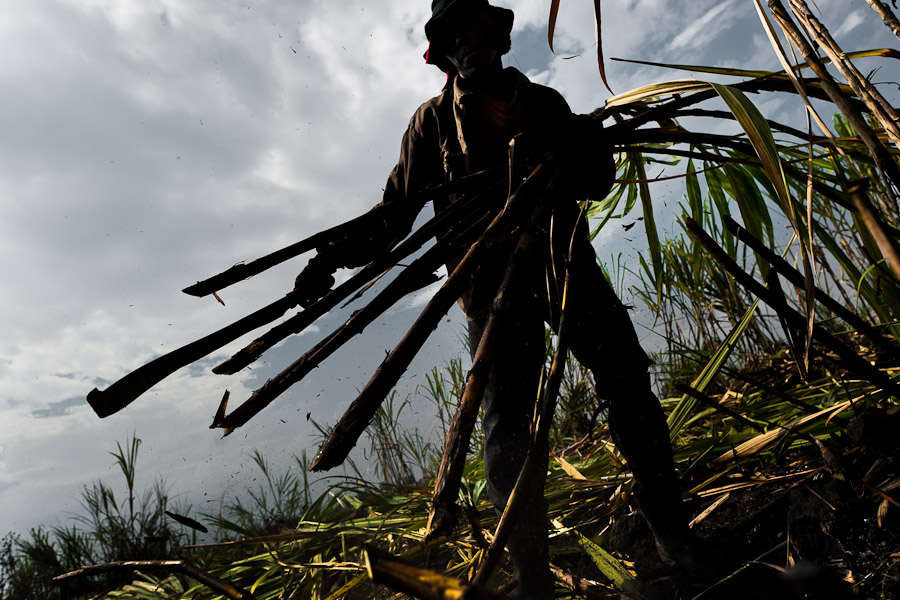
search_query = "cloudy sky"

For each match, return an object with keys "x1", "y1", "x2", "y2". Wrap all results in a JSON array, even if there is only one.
[{"x1": 1, "y1": 0, "x2": 897, "y2": 537}]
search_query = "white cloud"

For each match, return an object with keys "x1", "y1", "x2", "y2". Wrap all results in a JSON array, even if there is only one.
[
  {"x1": 834, "y1": 10, "x2": 866, "y2": 38},
  {"x1": 668, "y1": 1, "x2": 740, "y2": 52}
]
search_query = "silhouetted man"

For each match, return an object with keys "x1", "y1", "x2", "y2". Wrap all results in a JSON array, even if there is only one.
[{"x1": 297, "y1": 1, "x2": 700, "y2": 597}]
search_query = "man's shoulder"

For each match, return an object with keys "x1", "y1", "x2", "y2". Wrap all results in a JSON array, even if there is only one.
[
  {"x1": 507, "y1": 68, "x2": 570, "y2": 113},
  {"x1": 417, "y1": 85, "x2": 454, "y2": 113},
  {"x1": 406, "y1": 85, "x2": 454, "y2": 129}
]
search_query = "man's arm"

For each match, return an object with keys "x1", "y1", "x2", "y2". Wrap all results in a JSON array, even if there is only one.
[
  {"x1": 557, "y1": 112, "x2": 616, "y2": 201},
  {"x1": 294, "y1": 103, "x2": 444, "y2": 304},
  {"x1": 521, "y1": 83, "x2": 616, "y2": 201}
]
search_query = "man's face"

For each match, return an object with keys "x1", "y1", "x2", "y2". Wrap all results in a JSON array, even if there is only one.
[{"x1": 439, "y1": 9, "x2": 501, "y2": 80}]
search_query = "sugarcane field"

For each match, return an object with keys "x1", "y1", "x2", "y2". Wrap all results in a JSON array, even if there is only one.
[{"x1": 4, "y1": 1, "x2": 900, "y2": 599}]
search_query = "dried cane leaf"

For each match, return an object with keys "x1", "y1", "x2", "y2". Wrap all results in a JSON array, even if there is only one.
[
  {"x1": 555, "y1": 454, "x2": 587, "y2": 479},
  {"x1": 548, "y1": 0, "x2": 560, "y2": 53},
  {"x1": 710, "y1": 400, "x2": 852, "y2": 466},
  {"x1": 689, "y1": 493, "x2": 730, "y2": 528},
  {"x1": 877, "y1": 498, "x2": 890, "y2": 528},
  {"x1": 606, "y1": 79, "x2": 711, "y2": 106},
  {"x1": 593, "y1": 0, "x2": 613, "y2": 94}
]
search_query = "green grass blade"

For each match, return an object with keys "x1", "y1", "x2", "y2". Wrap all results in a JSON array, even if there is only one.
[
  {"x1": 686, "y1": 159, "x2": 704, "y2": 282},
  {"x1": 704, "y1": 163, "x2": 735, "y2": 256},
  {"x1": 667, "y1": 296, "x2": 763, "y2": 440},
  {"x1": 572, "y1": 528, "x2": 649, "y2": 598},
  {"x1": 722, "y1": 163, "x2": 773, "y2": 279},
  {"x1": 632, "y1": 151, "x2": 663, "y2": 304}
]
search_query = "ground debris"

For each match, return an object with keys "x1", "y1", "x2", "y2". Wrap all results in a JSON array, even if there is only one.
[{"x1": 560, "y1": 408, "x2": 900, "y2": 599}]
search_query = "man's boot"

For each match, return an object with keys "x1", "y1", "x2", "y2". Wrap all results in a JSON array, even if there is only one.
[
  {"x1": 506, "y1": 514, "x2": 554, "y2": 600},
  {"x1": 603, "y1": 377, "x2": 709, "y2": 573},
  {"x1": 631, "y1": 481, "x2": 701, "y2": 570}
]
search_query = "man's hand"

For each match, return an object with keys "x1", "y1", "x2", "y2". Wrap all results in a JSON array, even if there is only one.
[
  {"x1": 556, "y1": 114, "x2": 615, "y2": 200},
  {"x1": 293, "y1": 254, "x2": 338, "y2": 308}
]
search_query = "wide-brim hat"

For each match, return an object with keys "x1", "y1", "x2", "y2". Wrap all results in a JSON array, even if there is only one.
[
  {"x1": 425, "y1": 0, "x2": 514, "y2": 42},
  {"x1": 423, "y1": 0, "x2": 514, "y2": 72}
]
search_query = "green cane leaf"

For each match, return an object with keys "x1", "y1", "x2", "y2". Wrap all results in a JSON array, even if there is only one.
[
  {"x1": 631, "y1": 152, "x2": 663, "y2": 304},
  {"x1": 572, "y1": 528, "x2": 650, "y2": 599},
  {"x1": 686, "y1": 159, "x2": 703, "y2": 282}
]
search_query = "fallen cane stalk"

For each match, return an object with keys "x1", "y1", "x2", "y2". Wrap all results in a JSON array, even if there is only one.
[
  {"x1": 54, "y1": 560, "x2": 254, "y2": 600},
  {"x1": 364, "y1": 546, "x2": 507, "y2": 600},
  {"x1": 685, "y1": 216, "x2": 900, "y2": 396},
  {"x1": 309, "y1": 160, "x2": 554, "y2": 472}
]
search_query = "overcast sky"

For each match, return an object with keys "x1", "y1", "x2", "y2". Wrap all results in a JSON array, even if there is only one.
[{"x1": 1, "y1": 0, "x2": 897, "y2": 538}]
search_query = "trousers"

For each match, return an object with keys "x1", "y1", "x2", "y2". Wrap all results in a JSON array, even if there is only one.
[{"x1": 466, "y1": 239, "x2": 683, "y2": 599}]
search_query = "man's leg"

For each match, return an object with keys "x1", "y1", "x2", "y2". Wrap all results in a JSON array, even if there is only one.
[
  {"x1": 468, "y1": 314, "x2": 554, "y2": 600},
  {"x1": 563, "y1": 255, "x2": 696, "y2": 566}
]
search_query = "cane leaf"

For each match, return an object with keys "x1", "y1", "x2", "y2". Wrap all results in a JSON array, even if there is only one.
[
  {"x1": 606, "y1": 79, "x2": 711, "y2": 106},
  {"x1": 548, "y1": 0, "x2": 560, "y2": 53},
  {"x1": 593, "y1": 0, "x2": 612, "y2": 94},
  {"x1": 572, "y1": 529, "x2": 649, "y2": 598},
  {"x1": 610, "y1": 48, "x2": 900, "y2": 79},
  {"x1": 686, "y1": 159, "x2": 703, "y2": 281},
  {"x1": 631, "y1": 152, "x2": 663, "y2": 304},
  {"x1": 668, "y1": 297, "x2": 762, "y2": 440}
]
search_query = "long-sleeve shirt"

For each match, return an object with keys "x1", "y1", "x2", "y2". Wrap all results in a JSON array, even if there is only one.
[{"x1": 361, "y1": 67, "x2": 615, "y2": 318}]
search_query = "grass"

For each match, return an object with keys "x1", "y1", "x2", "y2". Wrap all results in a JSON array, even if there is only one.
[
  {"x1": 0, "y1": 434, "x2": 199, "y2": 600},
  {"x1": 4, "y1": 333, "x2": 897, "y2": 599}
]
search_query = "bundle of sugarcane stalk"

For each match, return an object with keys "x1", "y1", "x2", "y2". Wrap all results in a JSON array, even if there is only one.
[{"x1": 87, "y1": 139, "x2": 589, "y2": 542}]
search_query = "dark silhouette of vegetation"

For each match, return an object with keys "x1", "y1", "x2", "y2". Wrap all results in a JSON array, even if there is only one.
[{"x1": 0, "y1": 435, "x2": 198, "y2": 599}]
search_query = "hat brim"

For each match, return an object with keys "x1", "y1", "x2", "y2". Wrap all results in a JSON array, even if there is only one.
[{"x1": 425, "y1": 2, "x2": 513, "y2": 42}]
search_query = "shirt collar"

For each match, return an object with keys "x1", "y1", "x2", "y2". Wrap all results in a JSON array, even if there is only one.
[{"x1": 451, "y1": 67, "x2": 527, "y2": 155}]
